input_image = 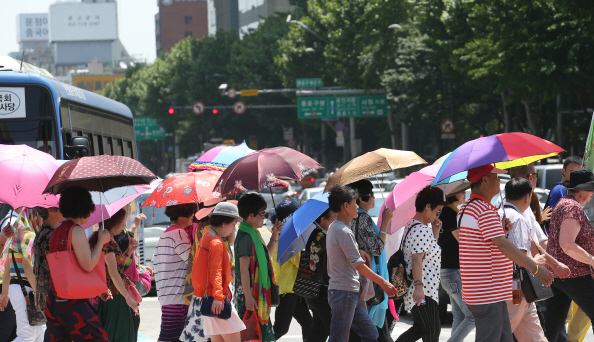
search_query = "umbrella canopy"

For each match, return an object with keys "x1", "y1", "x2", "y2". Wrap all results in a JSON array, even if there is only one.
[
  {"x1": 324, "y1": 148, "x2": 426, "y2": 192},
  {"x1": 378, "y1": 164, "x2": 465, "y2": 234},
  {"x1": 43, "y1": 155, "x2": 157, "y2": 195},
  {"x1": 82, "y1": 183, "x2": 153, "y2": 228},
  {"x1": 216, "y1": 147, "x2": 322, "y2": 196},
  {"x1": 432, "y1": 133, "x2": 564, "y2": 185},
  {"x1": 277, "y1": 191, "x2": 329, "y2": 264},
  {"x1": 188, "y1": 141, "x2": 255, "y2": 172},
  {"x1": 142, "y1": 171, "x2": 222, "y2": 208},
  {"x1": 0, "y1": 144, "x2": 61, "y2": 209}
]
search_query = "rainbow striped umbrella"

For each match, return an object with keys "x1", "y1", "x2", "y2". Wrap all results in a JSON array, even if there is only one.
[{"x1": 188, "y1": 141, "x2": 255, "y2": 172}]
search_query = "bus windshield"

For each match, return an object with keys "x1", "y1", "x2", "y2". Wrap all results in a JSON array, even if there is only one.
[{"x1": 0, "y1": 85, "x2": 58, "y2": 157}]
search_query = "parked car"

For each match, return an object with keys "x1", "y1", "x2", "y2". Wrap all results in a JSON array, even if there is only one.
[
  {"x1": 298, "y1": 187, "x2": 325, "y2": 202},
  {"x1": 258, "y1": 183, "x2": 298, "y2": 213}
]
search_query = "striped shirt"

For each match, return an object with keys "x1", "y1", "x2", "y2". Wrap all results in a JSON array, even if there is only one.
[
  {"x1": 458, "y1": 194, "x2": 513, "y2": 305},
  {"x1": 152, "y1": 227, "x2": 192, "y2": 306}
]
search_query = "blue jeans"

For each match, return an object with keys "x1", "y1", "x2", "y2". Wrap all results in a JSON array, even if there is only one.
[
  {"x1": 328, "y1": 289, "x2": 378, "y2": 342},
  {"x1": 440, "y1": 269, "x2": 475, "y2": 342}
]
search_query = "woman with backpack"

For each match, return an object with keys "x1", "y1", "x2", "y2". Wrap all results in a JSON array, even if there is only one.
[{"x1": 396, "y1": 186, "x2": 445, "y2": 342}]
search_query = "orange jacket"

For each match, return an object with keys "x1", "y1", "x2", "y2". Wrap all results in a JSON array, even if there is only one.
[{"x1": 192, "y1": 232, "x2": 232, "y2": 301}]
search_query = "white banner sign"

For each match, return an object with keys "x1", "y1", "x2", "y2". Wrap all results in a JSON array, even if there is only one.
[
  {"x1": 0, "y1": 88, "x2": 27, "y2": 119},
  {"x1": 49, "y1": 2, "x2": 117, "y2": 42},
  {"x1": 18, "y1": 14, "x2": 49, "y2": 42}
]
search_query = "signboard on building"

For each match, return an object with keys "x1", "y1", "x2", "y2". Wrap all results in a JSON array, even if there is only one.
[
  {"x1": 49, "y1": 2, "x2": 118, "y2": 42},
  {"x1": 17, "y1": 14, "x2": 49, "y2": 42},
  {"x1": 72, "y1": 75, "x2": 125, "y2": 92},
  {"x1": 134, "y1": 117, "x2": 166, "y2": 140},
  {"x1": 298, "y1": 95, "x2": 388, "y2": 119}
]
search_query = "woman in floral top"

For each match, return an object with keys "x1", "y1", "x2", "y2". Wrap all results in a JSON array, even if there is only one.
[
  {"x1": 90, "y1": 208, "x2": 139, "y2": 342},
  {"x1": 544, "y1": 169, "x2": 594, "y2": 342}
]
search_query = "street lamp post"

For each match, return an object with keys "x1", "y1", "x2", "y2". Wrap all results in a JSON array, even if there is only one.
[{"x1": 286, "y1": 15, "x2": 330, "y2": 44}]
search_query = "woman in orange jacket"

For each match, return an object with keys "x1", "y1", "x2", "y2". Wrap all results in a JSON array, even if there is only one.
[{"x1": 182, "y1": 202, "x2": 245, "y2": 342}]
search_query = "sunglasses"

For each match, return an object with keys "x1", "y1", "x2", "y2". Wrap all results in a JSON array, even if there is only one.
[{"x1": 527, "y1": 172, "x2": 538, "y2": 178}]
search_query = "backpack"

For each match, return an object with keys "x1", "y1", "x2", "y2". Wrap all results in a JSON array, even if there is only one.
[{"x1": 387, "y1": 222, "x2": 421, "y2": 299}]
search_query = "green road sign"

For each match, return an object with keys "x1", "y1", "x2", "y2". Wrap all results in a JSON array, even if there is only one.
[
  {"x1": 134, "y1": 117, "x2": 166, "y2": 140},
  {"x1": 296, "y1": 78, "x2": 322, "y2": 88},
  {"x1": 298, "y1": 95, "x2": 388, "y2": 119}
]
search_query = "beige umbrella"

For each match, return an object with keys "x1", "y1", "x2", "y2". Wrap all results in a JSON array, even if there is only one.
[
  {"x1": 433, "y1": 152, "x2": 451, "y2": 166},
  {"x1": 324, "y1": 148, "x2": 427, "y2": 192}
]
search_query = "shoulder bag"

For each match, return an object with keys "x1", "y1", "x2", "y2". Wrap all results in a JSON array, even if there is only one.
[
  {"x1": 387, "y1": 222, "x2": 421, "y2": 299},
  {"x1": 502, "y1": 204, "x2": 554, "y2": 303},
  {"x1": 11, "y1": 251, "x2": 46, "y2": 326},
  {"x1": 46, "y1": 222, "x2": 107, "y2": 299},
  {"x1": 354, "y1": 214, "x2": 385, "y2": 306},
  {"x1": 198, "y1": 242, "x2": 232, "y2": 320}
]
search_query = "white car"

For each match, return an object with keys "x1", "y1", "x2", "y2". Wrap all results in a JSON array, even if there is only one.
[{"x1": 298, "y1": 187, "x2": 325, "y2": 202}]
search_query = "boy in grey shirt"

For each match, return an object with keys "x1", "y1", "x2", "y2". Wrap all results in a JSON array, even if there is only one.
[{"x1": 326, "y1": 185, "x2": 396, "y2": 342}]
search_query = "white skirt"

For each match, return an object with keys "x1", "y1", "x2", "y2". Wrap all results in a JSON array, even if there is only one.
[{"x1": 202, "y1": 298, "x2": 246, "y2": 336}]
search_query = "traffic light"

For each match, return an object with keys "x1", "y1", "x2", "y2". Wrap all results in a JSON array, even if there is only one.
[
  {"x1": 168, "y1": 107, "x2": 175, "y2": 115},
  {"x1": 212, "y1": 108, "x2": 219, "y2": 114}
]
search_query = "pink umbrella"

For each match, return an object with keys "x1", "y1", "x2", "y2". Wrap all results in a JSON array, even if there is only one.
[
  {"x1": 378, "y1": 164, "x2": 464, "y2": 234},
  {"x1": 0, "y1": 144, "x2": 61, "y2": 209}
]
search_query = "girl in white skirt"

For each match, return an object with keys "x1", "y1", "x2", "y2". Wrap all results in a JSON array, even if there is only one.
[{"x1": 185, "y1": 202, "x2": 245, "y2": 342}]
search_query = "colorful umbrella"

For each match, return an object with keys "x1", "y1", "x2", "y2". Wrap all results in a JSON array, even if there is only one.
[
  {"x1": 378, "y1": 164, "x2": 465, "y2": 234},
  {"x1": 0, "y1": 144, "x2": 61, "y2": 209},
  {"x1": 43, "y1": 155, "x2": 157, "y2": 195},
  {"x1": 188, "y1": 141, "x2": 255, "y2": 172},
  {"x1": 142, "y1": 171, "x2": 222, "y2": 208},
  {"x1": 216, "y1": 147, "x2": 322, "y2": 197},
  {"x1": 432, "y1": 133, "x2": 564, "y2": 185},
  {"x1": 277, "y1": 190, "x2": 329, "y2": 264},
  {"x1": 324, "y1": 148, "x2": 426, "y2": 192}
]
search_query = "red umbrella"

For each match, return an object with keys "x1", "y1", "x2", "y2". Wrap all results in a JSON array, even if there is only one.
[
  {"x1": 216, "y1": 147, "x2": 322, "y2": 197},
  {"x1": 43, "y1": 155, "x2": 157, "y2": 195},
  {"x1": 141, "y1": 171, "x2": 222, "y2": 208}
]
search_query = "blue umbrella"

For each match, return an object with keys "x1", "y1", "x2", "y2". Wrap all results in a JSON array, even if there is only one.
[{"x1": 277, "y1": 191, "x2": 329, "y2": 264}]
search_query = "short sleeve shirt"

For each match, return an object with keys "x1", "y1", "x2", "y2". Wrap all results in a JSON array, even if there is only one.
[
  {"x1": 458, "y1": 194, "x2": 513, "y2": 305},
  {"x1": 546, "y1": 195, "x2": 594, "y2": 278},
  {"x1": 403, "y1": 219, "x2": 441, "y2": 311},
  {"x1": 500, "y1": 203, "x2": 532, "y2": 255}
]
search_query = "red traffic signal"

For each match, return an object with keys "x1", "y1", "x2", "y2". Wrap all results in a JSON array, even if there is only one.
[
  {"x1": 168, "y1": 108, "x2": 175, "y2": 115},
  {"x1": 212, "y1": 109, "x2": 219, "y2": 114}
]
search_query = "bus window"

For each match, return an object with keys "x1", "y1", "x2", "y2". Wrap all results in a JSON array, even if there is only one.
[
  {"x1": 86, "y1": 133, "x2": 94, "y2": 156},
  {"x1": 115, "y1": 138, "x2": 123, "y2": 156},
  {"x1": 123, "y1": 140, "x2": 133, "y2": 158},
  {"x1": 93, "y1": 134, "x2": 102, "y2": 155},
  {"x1": 60, "y1": 101, "x2": 70, "y2": 130}
]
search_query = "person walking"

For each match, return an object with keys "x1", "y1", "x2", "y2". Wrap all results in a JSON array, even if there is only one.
[
  {"x1": 234, "y1": 193, "x2": 277, "y2": 341},
  {"x1": 187, "y1": 202, "x2": 245, "y2": 342},
  {"x1": 547, "y1": 156, "x2": 583, "y2": 209},
  {"x1": 153, "y1": 203, "x2": 194, "y2": 342},
  {"x1": 0, "y1": 211, "x2": 18, "y2": 342},
  {"x1": 325, "y1": 185, "x2": 396, "y2": 342},
  {"x1": 499, "y1": 178, "x2": 549, "y2": 342},
  {"x1": 301, "y1": 208, "x2": 337, "y2": 342},
  {"x1": 43, "y1": 186, "x2": 111, "y2": 341},
  {"x1": 346, "y1": 180, "x2": 394, "y2": 342},
  {"x1": 0, "y1": 208, "x2": 45, "y2": 342},
  {"x1": 437, "y1": 184, "x2": 475, "y2": 342},
  {"x1": 90, "y1": 209, "x2": 139, "y2": 342},
  {"x1": 544, "y1": 168, "x2": 594, "y2": 342},
  {"x1": 32, "y1": 207, "x2": 63, "y2": 317},
  {"x1": 458, "y1": 165, "x2": 553, "y2": 342},
  {"x1": 395, "y1": 185, "x2": 445, "y2": 342},
  {"x1": 270, "y1": 197, "x2": 313, "y2": 341}
]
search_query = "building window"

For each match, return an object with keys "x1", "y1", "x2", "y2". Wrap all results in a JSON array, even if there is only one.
[
  {"x1": 185, "y1": 31, "x2": 193, "y2": 37},
  {"x1": 185, "y1": 16, "x2": 192, "y2": 24}
]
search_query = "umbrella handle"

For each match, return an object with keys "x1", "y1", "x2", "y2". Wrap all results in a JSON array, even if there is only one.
[
  {"x1": 374, "y1": 175, "x2": 386, "y2": 201},
  {"x1": 270, "y1": 188, "x2": 276, "y2": 210}
]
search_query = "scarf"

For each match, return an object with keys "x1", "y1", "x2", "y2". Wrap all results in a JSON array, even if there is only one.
[
  {"x1": 0, "y1": 209, "x2": 37, "y2": 283},
  {"x1": 238, "y1": 221, "x2": 273, "y2": 324}
]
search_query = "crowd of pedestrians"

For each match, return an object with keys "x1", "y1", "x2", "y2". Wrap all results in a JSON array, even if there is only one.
[{"x1": 1, "y1": 155, "x2": 594, "y2": 342}]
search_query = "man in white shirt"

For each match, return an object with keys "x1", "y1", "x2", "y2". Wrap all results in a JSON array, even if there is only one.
[{"x1": 500, "y1": 178, "x2": 548, "y2": 342}]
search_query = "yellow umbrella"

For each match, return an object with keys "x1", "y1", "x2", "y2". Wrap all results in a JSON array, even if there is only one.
[{"x1": 324, "y1": 148, "x2": 427, "y2": 192}]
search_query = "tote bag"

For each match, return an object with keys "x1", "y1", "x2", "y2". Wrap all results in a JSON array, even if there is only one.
[{"x1": 47, "y1": 222, "x2": 108, "y2": 299}]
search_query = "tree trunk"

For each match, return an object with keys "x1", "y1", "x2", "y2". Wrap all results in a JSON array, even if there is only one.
[
  {"x1": 387, "y1": 107, "x2": 397, "y2": 149},
  {"x1": 501, "y1": 91, "x2": 510, "y2": 133},
  {"x1": 521, "y1": 98, "x2": 537, "y2": 135}
]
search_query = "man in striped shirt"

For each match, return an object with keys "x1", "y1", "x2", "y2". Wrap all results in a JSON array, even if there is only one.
[{"x1": 458, "y1": 164, "x2": 553, "y2": 342}]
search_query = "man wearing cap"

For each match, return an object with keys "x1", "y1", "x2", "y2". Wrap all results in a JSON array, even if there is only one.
[{"x1": 458, "y1": 164, "x2": 553, "y2": 342}]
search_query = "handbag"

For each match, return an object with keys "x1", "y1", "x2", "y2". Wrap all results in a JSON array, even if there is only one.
[
  {"x1": 519, "y1": 238, "x2": 554, "y2": 303},
  {"x1": 11, "y1": 251, "x2": 46, "y2": 326},
  {"x1": 353, "y1": 214, "x2": 385, "y2": 306},
  {"x1": 271, "y1": 284, "x2": 280, "y2": 307},
  {"x1": 387, "y1": 223, "x2": 421, "y2": 299},
  {"x1": 126, "y1": 281, "x2": 143, "y2": 304},
  {"x1": 135, "y1": 267, "x2": 151, "y2": 297},
  {"x1": 240, "y1": 310, "x2": 262, "y2": 342},
  {"x1": 197, "y1": 243, "x2": 232, "y2": 320},
  {"x1": 46, "y1": 221, "x2": 108, "y2": 299}
]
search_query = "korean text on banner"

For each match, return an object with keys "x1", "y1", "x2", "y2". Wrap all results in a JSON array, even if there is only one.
[{"x1": 0, "y1": 88, "x2": 27, "y2": 119}]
